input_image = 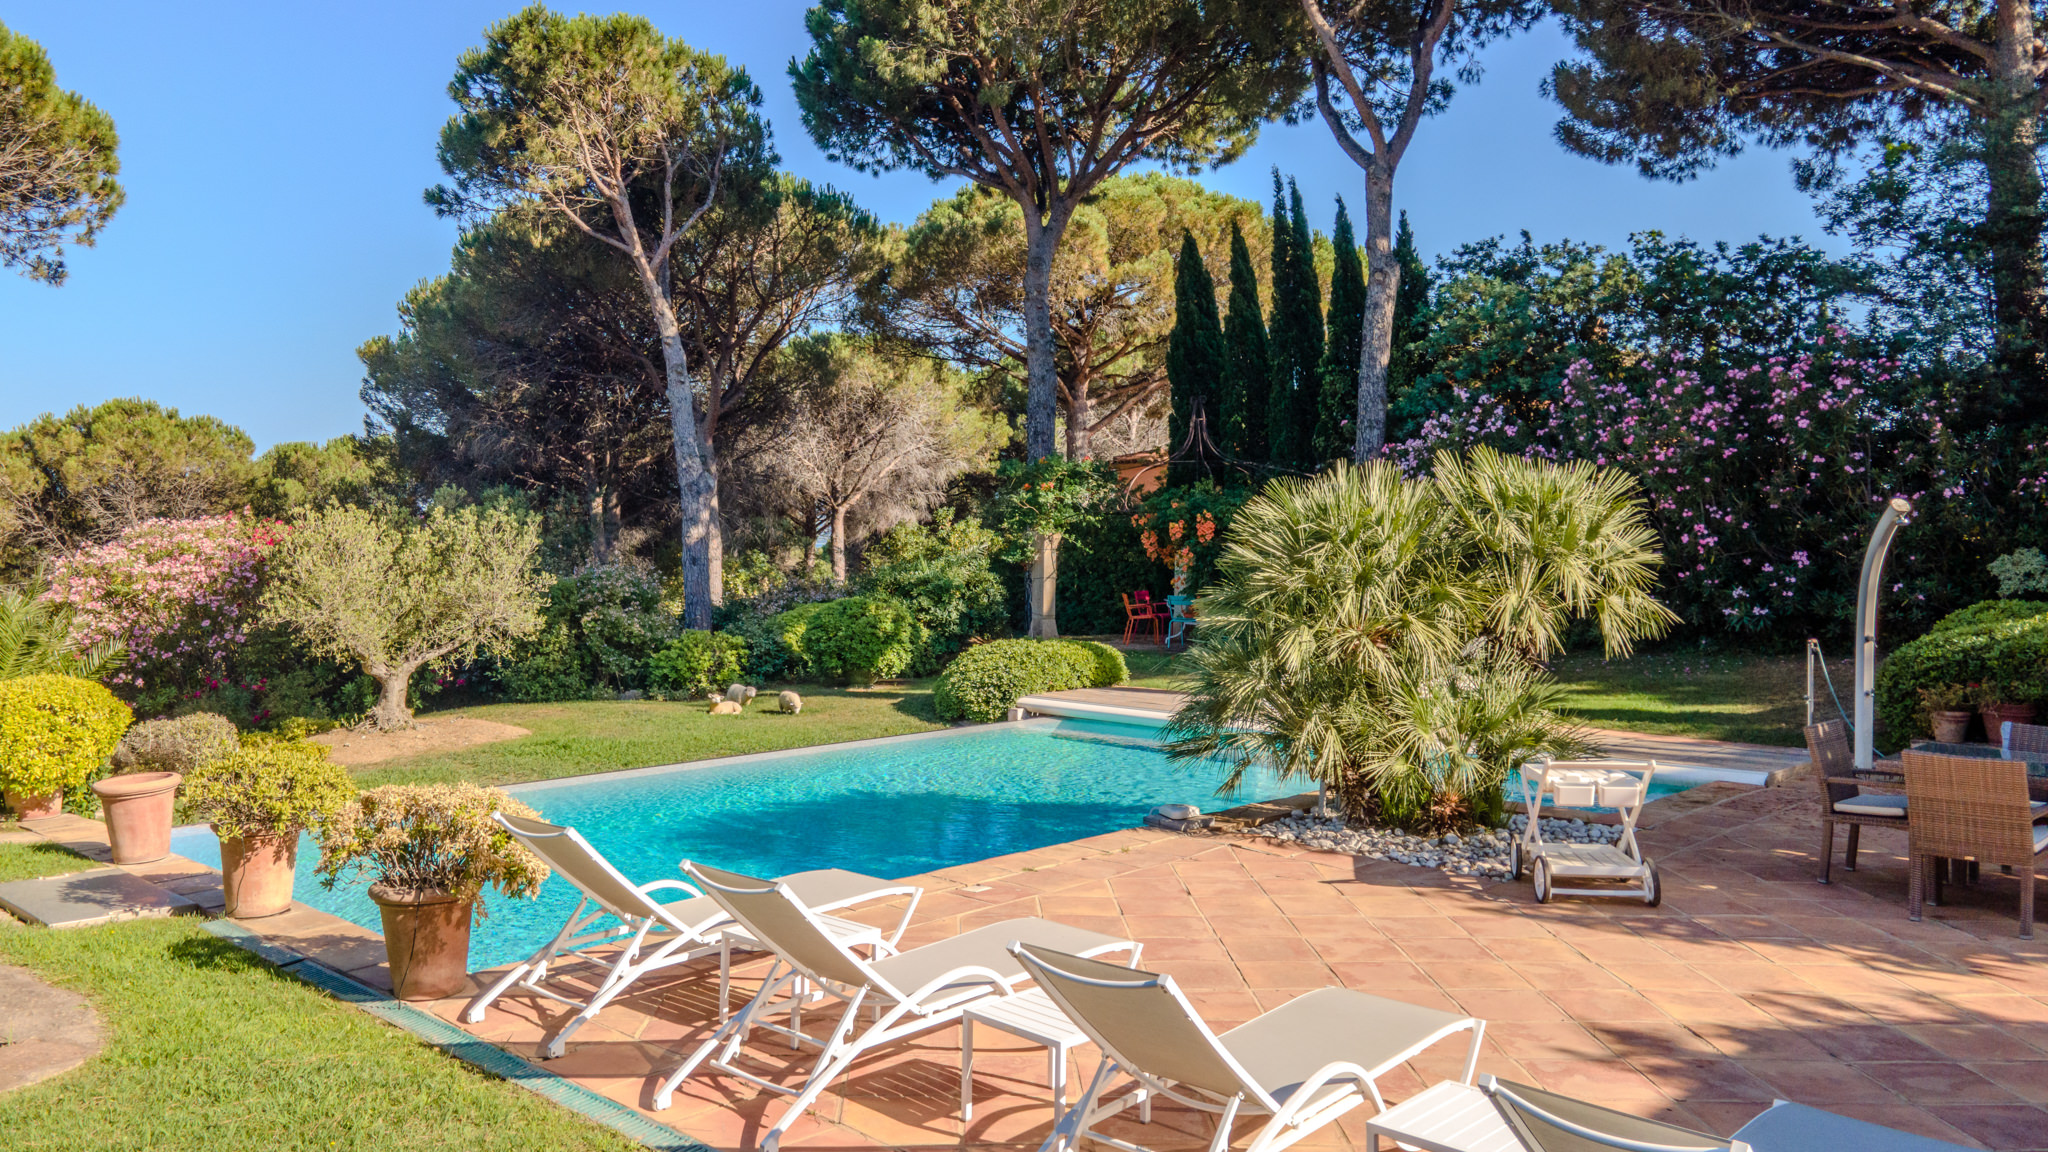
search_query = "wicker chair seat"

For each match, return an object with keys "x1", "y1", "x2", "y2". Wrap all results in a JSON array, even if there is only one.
[{"x1": 1834, "y1": 795, "x2": 1908, "y2": 817}]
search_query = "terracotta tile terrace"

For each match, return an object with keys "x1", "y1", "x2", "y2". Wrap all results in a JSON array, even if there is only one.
[
  {"x1": 18, "y1": 779, "x2": 2048, "y2": 1150},
  {"x1": 440, "y1": 784, "x2": 2048, "y2": 1151}
]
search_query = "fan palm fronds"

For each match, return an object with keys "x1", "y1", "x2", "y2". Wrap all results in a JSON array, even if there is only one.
[{"x1": 0, "y1": 578, "x2": 126, "y2": 683}]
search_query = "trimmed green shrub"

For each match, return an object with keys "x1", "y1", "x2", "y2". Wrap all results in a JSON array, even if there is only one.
[
  {"x1": 933, "y1": 639, "x2": 1127, "y2": 723},
  {"x1": 113, "y1": 712, "x2": 238, "y2": 774},
  {"x1": 803, "y1": 596, "x2": 926, "y2": 684},
  {"x1": 647, "y1": 632, "x2": 751, "y2": 699},
  {"x1": 1876, "y1": 613, "x2": 2048, "y2": 738},
  {"x1": 1929, "y1": 599, "x2": 2048, "y2": 634},
  {"x1": 745, "y1": 601, "x2": 832, "y2": 681},
  {"x1": 0, "y1": 674, "x2": 132, "y2": 801},
  {"x1": 1074, "y1": 640, "x2": 1130, "y2": 688},
  {"x1": 182, "y1": 737, "x2": 355, "y2": 841}
]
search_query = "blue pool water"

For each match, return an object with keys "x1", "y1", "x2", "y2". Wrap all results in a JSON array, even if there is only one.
[
  {"x1": 1503, "y1": 765, "x2": 1697, "y2": 811},
  {"x1": 170, "y1": 717, "x2": 1289, "y2": 969}
]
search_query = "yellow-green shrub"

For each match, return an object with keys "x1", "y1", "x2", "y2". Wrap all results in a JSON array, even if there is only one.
[
  {"x1": 182, "y1": 738, "x2": 356, "y2": 840},
  {"x1": 933, "y1": 639, "x2": 1129, "y2": 723},
  {"x1": 0, "y1": 674, "x2": 132, "y2": 799}
]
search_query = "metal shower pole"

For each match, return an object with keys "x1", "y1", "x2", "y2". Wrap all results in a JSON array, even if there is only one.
[{"x1": 1853, "y1": 498, "x2": 1914, "y2": 772}]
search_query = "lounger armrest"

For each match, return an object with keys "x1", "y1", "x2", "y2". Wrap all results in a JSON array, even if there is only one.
[
  {"x1": 638, "y1": 878, "x2": 705, "y2": 900},
  {"x1": 809, "y1": 883, "x2": 925, "y2": 947}
]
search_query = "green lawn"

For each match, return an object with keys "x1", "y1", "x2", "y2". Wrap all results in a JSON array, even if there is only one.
[
  {"x1": 357, "y1": 682, "x2": 945, "y2": 789},
  {"x1": 1548, "y1": 648, "x2": 1845, "y2": 748},
  {"x1": 0, "y1": 839, "x2": 97, "y2": 883},
  {"x1": 1109, "y1": 644, "x2": 1829, "y2": 748},
  {"x1": 0, "y1": 917, "x2": 637, "y2": 1151}
]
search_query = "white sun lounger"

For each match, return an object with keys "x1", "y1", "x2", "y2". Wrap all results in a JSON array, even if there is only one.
[
  {"x1": 461, "y1": 814, "x2": 920, "y2": 1058},
  {"x1": 1361, "y1": 1075, "x2": 1974, "y2": 1151},
  {"x1": 1011, "y1": 941, "x2": 1487, "y2": 1152},
  {"x1": 651, "y1": 861, "x2": 1140, "y2": 1151}
]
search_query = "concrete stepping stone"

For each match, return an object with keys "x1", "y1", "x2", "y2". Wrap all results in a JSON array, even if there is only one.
[
  {"x1": 0, "y1": 867, "x2": 199, "y2": 928},
  {"x1": 0, "y1": 963, "x2": 105, "y2": 1093}
]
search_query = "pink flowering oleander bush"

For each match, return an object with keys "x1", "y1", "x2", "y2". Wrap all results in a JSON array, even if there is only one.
[
  {"x1": 42, "y1": 514, "x2": 285, "y2": 715},
  {"x1": 1393, "y1": 332, "x2": 1965, "y2": 637}
]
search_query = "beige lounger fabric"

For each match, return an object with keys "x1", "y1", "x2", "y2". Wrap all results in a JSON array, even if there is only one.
[
  {"x1": 1488, "y1": 1078, "x2": 1731, "y2": 1152},
  {"x1": 1224, "y1": 987, "x2": 1472, "y2": 1108}
]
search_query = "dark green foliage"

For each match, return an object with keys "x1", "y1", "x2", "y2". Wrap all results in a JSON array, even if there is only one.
[
  {"x1": 1930, "y1": 600, "x2": 2048, "y2": 635},
  {"x1": 932, "y1": 638, "x2": 1129, "y2": 723},
  {"x1": 854, "y1": 513, "x2": 1007, "y2": 674},
  {"x1": 1219, "y1": 221, "x2": 1271, "y2": 463},
  {"x1": 1875, "y1": 612, "x2": 2048, "y2": 739},
  {"x1": 743, "y1": 601, "x2": 834, "y2": 682},
  {"x1": 1317, "y1": 198, "x2": 1365, "y2": 462},
  {"x1": 1280, "y1": 180, "x2": 1324, "y2": 467},
  {"x1": 1051, "y1": 505, "x2": 1161, "y2": 636},
  {"x1": 140, "y1": 629, "x2": 373, "y2": 730},
  {"x1": 646, "y1": 632, "x2": 752, "y2": 699},
  {"x1": 1074, "y1": 639, "x2": 1131, "y2": 687},
  {"x1": 489, "y1": 564, "x2": 678, "y2": 700},
  {"x1": 0, "y1": 21, "x2": 122, "y2": 285},
  {"x1": 1166, "y1": 230, "x2": 1226, "y2": 486},
  {"x1": 801, "y1": 595, "x2": 926, "y2": 684},
  {"x1": 1384, "y1": 212, "x2": 1433, "y2": 440}
]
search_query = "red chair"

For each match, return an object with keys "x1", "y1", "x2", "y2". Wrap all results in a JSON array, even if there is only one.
[{"x1": 1121, "y1": 592, "x2": 1165, "y2": 645}]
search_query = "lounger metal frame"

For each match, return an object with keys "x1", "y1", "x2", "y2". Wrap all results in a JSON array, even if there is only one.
[
  {"x1": 461, "y1": 815, "x2": 920, "y2": 1058},
  {"x1": 651, "y1": 862, "x2": 1139, "y2": 1152}
]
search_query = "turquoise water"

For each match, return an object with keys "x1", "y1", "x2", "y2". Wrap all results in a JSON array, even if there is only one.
[{"x1": 169, "y1": 718, "x2": 1288, "y2": 969}]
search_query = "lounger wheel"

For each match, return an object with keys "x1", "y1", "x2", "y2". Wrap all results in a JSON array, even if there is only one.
[
  {"x1": 1642, "y1": 859, "x2": 1661, "y2": 907},
  {"x1": 1507, "y1": 841, "x2": 1522, "y2": 880},
  {"x1": 1532, "y1": 856, "x2": 1553, "y2": 904}
]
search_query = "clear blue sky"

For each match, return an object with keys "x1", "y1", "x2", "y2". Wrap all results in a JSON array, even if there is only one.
[{"x1": 1, "y1": 2, "x2": 1834, "y2": 450}]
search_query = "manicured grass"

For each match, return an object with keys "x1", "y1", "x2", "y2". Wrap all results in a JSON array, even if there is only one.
[
  {"x1": 0, "y1": 840, "x2": 97, "y2": 883},
  {"x1": 1549, "y1": 648, "x2": 1848, "y2": 748},
  {"x1": 357, "y1": 682, "x2": 946, "y2": 789},
  {"x1": 0, "y1": 918, "x2": 638, "y2": 1151},
  {"x1": 1121, "y1": 648, "x2": 1193, "y2": 690}
]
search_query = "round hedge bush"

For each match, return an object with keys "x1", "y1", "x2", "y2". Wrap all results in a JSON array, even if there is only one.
[
  {"x1": 182, "y1": 737, "x2": 356, "y2": 841},
  {"x1": 802, "y1": 596, "x2": 926, "y2": 684},
  {"x1": 1929, "y1": 599, "x2": 2048, "y2": 634},
  {"x1": 933, "y1": 639, "x2": 1130, "y2": 723},
  {"x1": 0, "y1": 674, "x2": 133, "y2": 800},
  {"x1": 1875, "y1": 607, "x2": 2048, "y2": 738}
]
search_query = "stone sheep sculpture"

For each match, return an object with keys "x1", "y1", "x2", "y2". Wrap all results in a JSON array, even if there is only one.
[{"x1": 777, "y1": 690, "x2": 803, "y2": 715}]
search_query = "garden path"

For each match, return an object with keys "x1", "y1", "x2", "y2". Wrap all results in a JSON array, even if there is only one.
[{"x1": 0, "y1": 962, "x2": 103, "y2": 1094}]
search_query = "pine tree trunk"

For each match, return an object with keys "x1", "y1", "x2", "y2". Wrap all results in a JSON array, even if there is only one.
[
  {"x1": 1021, "y1": 210, "x2": 1071, "y2": 462},
  {"x1": 627, "y1": 257, "x2": 719, "y2": 630},
  {"x1": 1986, "y1": 0, "x2": 2047, "y2": 378},
  {"x1": 1066, "y1": 376, "x2": 1094, "y2": 460},
  {"x1": 589, "y1": 485, "x2": 612, "y2": 564},
  {"x1": 1353, "y1": 162, "x2": 1397, "y2": 462},
  {"x1": 830, "y1": 504, "x2": 849, "y2": 585}
]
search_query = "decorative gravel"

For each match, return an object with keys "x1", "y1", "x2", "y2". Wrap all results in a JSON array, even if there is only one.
[{"x1": 1252, "y1": 812, "x2": 1622, "y2": 880}]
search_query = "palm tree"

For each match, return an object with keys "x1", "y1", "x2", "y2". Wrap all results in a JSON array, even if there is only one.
[
  {"x1": 1162, "y1": 450, "x2": 1673, "y2": 826},
  {"x1": 0, "y1": 579, "x2": 125, "y2": 682}
]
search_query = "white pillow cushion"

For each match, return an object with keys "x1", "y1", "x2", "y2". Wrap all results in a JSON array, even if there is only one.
[
  {"x1": 1834, "y1": 794, "x2": 1908, "y2": 817},
  {"x1": 2036, "y1": 825, "x2": 2048, "y2": 854}
]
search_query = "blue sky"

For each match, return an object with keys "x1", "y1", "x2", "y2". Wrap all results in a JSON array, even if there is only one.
[{"x1": 1, "y1": 2, "x2": 1835, "y2": 450}]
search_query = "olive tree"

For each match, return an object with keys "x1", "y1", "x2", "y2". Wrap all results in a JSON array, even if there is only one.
[
  {"x1": 429, "y1": 4, "x2": 770, "y2": 628},
  {"x1": 793, "y1": 0, "x2": 1305, "y2": 463},
  {"x1": 262, "y1": 504, "x2": 546, "y2": 731},
  {"x1": 0, "y1": 21, "x2": 121, "y2": 285}
]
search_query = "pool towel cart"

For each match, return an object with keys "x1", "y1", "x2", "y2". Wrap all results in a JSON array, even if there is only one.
[{"x1": 1507, "y1": 759, "x2": 1662, "y2": 906}]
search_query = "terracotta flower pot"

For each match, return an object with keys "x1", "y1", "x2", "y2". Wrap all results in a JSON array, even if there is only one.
[
  {"x1": 91, "y1": 771, "x2": 182, "y2": 865},
  {"x1": 1931, "y1": 710, "x2": 1973, "y2": 744},
  {"x1": 218, "y1": 832, "x2": 298, "y2": 919},
  {"x1": 1985, "y1": 702, "x2": 2038, "y2": 736},
  {"x1": 368, "y1": 885, "x2": 473, "y2": 1001},
  {"x1": 3, "y1": 789, "x2": 62, "y2": 821}
]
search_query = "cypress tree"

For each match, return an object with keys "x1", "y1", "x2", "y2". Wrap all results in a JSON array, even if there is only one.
[
  {"x1": 1385, "y1": 212, "x2": 1436, "y2": 441},
  {"x1": 1265, "y1": 172, "x2": 1299, "y2": 466},
  {"x1": 1219, "y1": 220, "x2": 1269, "y2": 465},
  {"x1": 1165, "y1": 230, "x2": 1224, "y2": 485},
  {"x1": 1316, "y1": 196, "x2": 1365, "y2": 462},
  {"x1": 1284, "y1": 179, "x2": 1324, "y2": 466}
]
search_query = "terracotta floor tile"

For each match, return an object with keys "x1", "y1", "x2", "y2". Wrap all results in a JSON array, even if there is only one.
[
  {"x1": 1902, "y1": 1024, "x2": 2048, "y2": 1062},
  {"x1": 1517, "y1": 1057, "x2": 1667, "y2": 1101},
  {"x1": 1597, "y1": 962, "x2": 1720, "y2": 991},
  {"x1": 1578, "y1": 1020, "x2": 1718, "y2": 1059},
  {"x1": 1854, "y1": 1061, "x2": 2027, "y2": 1104},
  {"x1": 1487, "y1": 1022, "x2": 1614, "y2": 1061},
  {"x1": 1628, "y1": 1055, "x2": 1779, "y2": 1102},
  {"x1": 1218, "y1": 935, "x2": 1320, "y2": 963},
  {"x1": 1235, "y1": 960, "x2": 1334, "y2": 989},
  {"x1": 1926, "y1": 1104, "x2": 2048, "y2": 1151},
  {"x1": 1968, "y1": 1062, "x2": 2048, "y2": 1105},
  {"x1": 1158, "y1": 959, "x2": 1249, "y2": 990},
  {"x1": 1451, "y1": 989, "x2": 1566, "y2": 1022},
  {"x1": 1739, "y1": 1058, "x2": 1896, "y2": 1103},
  {"x1": 1546, "y1": 988, "x2": 1669, "y2": 1022},
  {"x1": 1809, "y1": 1023, "x2": 1949, "y2": 1063}
]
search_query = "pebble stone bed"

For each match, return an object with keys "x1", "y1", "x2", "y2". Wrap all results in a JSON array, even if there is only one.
[{"x1": 1252, "y1": 811, "x2": 1623, "y2": 879}]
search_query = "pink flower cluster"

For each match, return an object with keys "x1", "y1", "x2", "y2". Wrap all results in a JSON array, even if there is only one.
[
  {"x1": 44, "y1": 514, "x2": 286, "y2": 693},
  {"x1": 1396, "y1": 333, "x2": 1923, "y2": 633}
]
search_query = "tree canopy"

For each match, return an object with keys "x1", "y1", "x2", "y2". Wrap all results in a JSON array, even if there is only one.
[{"x1": 0, "y1": 21, "x2": 121, "y2": 285}]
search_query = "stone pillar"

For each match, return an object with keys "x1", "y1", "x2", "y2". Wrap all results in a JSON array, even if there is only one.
[{"x1": 1027, "y1": 531, "x2": 1061, "y2": 638}]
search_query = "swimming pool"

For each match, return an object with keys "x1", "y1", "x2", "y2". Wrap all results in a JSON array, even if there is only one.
[{"x1": 169, "y1": 717, "x2": 1290, "y2": 969}]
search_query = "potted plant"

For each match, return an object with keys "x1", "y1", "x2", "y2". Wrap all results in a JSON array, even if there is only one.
[
  {"x1": 1980, "y1": 679, "x2": 2040, "y2": 736},
  {"x1": 1921, "y1": 685, "x2": 1974, "y2": 744},
  {"x1": 316, "y1": 784, "x2": 549, "y2": 1001},
  {"x1": 183, "y1": 738, "x2": 355, "y2": 918},
  {"x1": 0, "y1": 674, "x2": 132, "y2": 821},
  {"x1": 95, "y1": 713, "x2": 237, "y2": 865}
]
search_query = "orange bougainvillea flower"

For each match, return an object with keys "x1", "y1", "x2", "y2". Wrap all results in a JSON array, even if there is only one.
[{"x1": 1168, "y1": 520, "x2": 1185, "y2": 542}]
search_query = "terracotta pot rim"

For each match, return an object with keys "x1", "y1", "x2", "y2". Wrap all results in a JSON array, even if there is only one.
[
  {"x1": 368, "y1": 884, "x2": 464, "y2": 907},
  {"x1": 92, "y1": 770, "x2": 183, "y2": 800}
]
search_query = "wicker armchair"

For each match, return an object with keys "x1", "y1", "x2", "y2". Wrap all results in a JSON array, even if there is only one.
[
  {"x1": 1807, "y1": 720, "x2": 1908, "y2": 884},
  {"x1": 1903, "y1": 750, "x2": 2048, "y2": 938},
  {"x1": 2004, "y1": 720, "x2": 2048, "y2": 758}
]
